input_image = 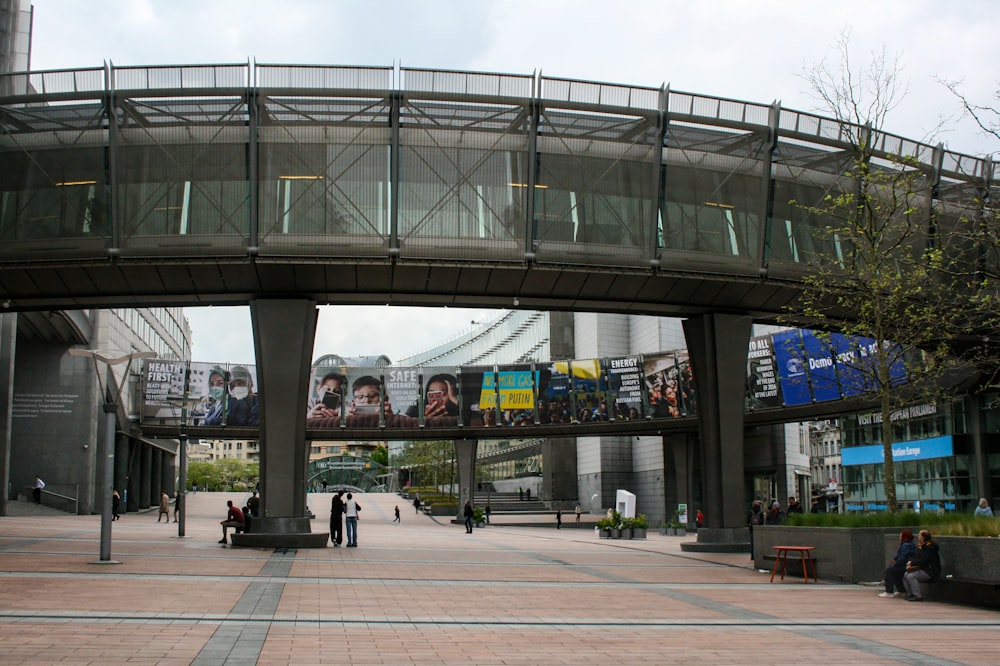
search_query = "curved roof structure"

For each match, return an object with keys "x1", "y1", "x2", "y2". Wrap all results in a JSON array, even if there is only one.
[{"x1": 0, "y1": 63, "x2": 994, "y2": 318}]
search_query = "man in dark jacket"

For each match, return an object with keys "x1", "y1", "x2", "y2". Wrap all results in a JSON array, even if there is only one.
[
  {"x1": 903, "y1": 529, "x2": 941, "y2": 601},
  {"x1": 464, "y1": 500, "x2": 474, "y2": 534},
  {"x1": 330, "y1": 490, "x2": 345, "y2": 546}
]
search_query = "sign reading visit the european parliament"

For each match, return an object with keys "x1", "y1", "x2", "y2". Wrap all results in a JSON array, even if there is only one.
[{"x1": 140, "y1": 328, "x2": 908, "y2": 430}]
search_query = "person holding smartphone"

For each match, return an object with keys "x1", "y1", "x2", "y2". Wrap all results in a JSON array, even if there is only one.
[
  {"x1": 406, "y1": 373, "x2": 459, "y2": 420},
  {"x1": 308, "y1": 371, "x2": 344, "y2": 419},
  {"x1": 347, "y1": 375, "x2": 392, "y2": 422}
]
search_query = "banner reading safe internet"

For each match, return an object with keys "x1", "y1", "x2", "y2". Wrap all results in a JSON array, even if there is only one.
[{"x1": 140, "y1": 329, "x2": 907, "y2": 429}]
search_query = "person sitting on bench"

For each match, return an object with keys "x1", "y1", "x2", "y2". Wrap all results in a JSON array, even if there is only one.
[{"x1": 219, "y1": 500, "x2": 245, "y2": 544}]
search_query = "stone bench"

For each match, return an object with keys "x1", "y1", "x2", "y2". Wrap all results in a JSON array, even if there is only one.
[
  {"x1": 230, "y1": 532, "x2": 330, "y2": 548},
  {"x1": 925, "y1": 576, "x2": 1000, "y2": 609}
]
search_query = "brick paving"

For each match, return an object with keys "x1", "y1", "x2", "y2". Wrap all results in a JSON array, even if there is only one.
[{"x1": 1, "y1": 492, "x2": 998, "y2": 665}]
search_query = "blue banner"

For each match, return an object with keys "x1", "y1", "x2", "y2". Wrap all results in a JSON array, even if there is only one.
[
  {"x1": 841, "y1": 435, "x2": 953, "y2": 466},
  {"x1": 772, "y1": 329, "x2": 811, "y2": 406}
]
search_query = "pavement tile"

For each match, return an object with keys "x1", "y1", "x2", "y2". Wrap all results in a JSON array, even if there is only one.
[{"x1": 2, "y1": 491, "x2": 999, "y2": 665}]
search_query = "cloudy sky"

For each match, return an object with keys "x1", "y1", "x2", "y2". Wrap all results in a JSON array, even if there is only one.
[{"x1": 26, "y1": 0, "x2": 1000, "y2": 363}]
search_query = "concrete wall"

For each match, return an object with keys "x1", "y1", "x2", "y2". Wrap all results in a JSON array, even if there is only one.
[{"x1": 10, "y1": 341, "x2": 100, "y2": 513}]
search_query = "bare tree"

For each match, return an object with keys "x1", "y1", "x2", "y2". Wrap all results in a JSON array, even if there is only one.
[
  {"x1": 787, "y1": 31, "x2": 998, "y2": 513},
  {"x1": 940, "y1": 77, "x2": 1000, "y2": 147}
]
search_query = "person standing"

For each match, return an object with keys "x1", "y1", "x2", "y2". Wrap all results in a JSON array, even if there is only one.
[
  {"x1": 219, "y1": 500, "x2": 245, "y2": 544},
  {"x1": 974, "y1": 498, "x2": 993, "y2": 517},
  {"x1": 31, "y1": 475, "x2": 45, "y2": 504},
  {"x1": 556, "y1": 508, "x2": 562, "y2": 529},
  {"x1": 463, "y1": 500, "x2": 474, "y2": 533},
  {"x1": 575, "y1": 504, "x2": 582, "y2": 523},
  {"x1": 157, "y1": 490, "x2": 171, "y2": 522},
  {"x1": 765, "y1": 501, "x2": 783, "y2": 525},
  {"x1": 903, "y1": 529, "x2": 941, "y2": 602},
  {"x1": 746, "y1": 499, "x2": 764, "y2": 559},
  {"x1": 485, "y1": 503, "x2": 491, "y2": 524},
  {"x1": 330, "y1": 490, "x2": 345, "y2": 546},
  {"x1": 393, "y1": 505, "x2": 401, "y2": 524},
  {"x1": 787, "y1": 496, "x2": 804, "y2": 514},
  {"x1": 344, "y1": 492, "x2": 360, "y2": 547},
  {"x1": 111, "y1": 489, "x2": 121, "y2": 520},
  {"x1": 695, "y1": 509, "x2": 705, "y2": 529},
  {"x1": 172, "y1": 491, "x2": 182, "y2": 523}
]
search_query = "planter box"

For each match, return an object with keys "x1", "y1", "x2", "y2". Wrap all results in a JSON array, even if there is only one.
[
  {"x1": 632, "y1": 528, "x2": 647, "y2": 539},
  {"x1": 754, "y1": 526, "x2": 900, "y2": 583},
  {"x1": 758, "y1": 527, "x2": 1000, "y2": 588}
]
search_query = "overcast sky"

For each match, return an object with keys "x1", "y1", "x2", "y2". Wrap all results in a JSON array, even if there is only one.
[{"x1": 27, "y1": 0, "x2": 1000, "y2": 363}]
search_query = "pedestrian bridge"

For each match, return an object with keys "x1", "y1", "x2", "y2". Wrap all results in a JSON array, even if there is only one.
[
  {"x1": 1, "y1": 63, "x2": 992, "y2": 319},
  {"x1": 3, "y1": 62, "x2": 991, "y2": 534}
]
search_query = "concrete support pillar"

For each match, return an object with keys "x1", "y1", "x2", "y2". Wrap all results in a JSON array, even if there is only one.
[
  {"x1": 0, "y1": 313, "x2": 16, "y2": 516},
  {"x1": 542, "y1": 437, "x2": 576, "y2": 504},
  {"x1": 454, "y1": 439, "x2": 477, "y2": 520},
  {"x1": 250, "y1": 299, "x2": 317, "y2": 535},
  {"x1": 683, "y1": 314, "x2": 752, "y2": 529},
  {"x1": 662, "y1": 433, "x2": 694, "y2": 522}
]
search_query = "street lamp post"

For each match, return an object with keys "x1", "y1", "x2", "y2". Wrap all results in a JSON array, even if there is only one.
[{"x1": 69, "y1": 348, "x2": 157, "y2": 563}]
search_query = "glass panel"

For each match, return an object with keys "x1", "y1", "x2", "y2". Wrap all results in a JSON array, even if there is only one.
[
  {"x1": 115, "y1": 97, "x2": 250, "y2": 257},
  {"x1": 397, "y1": 142, "x2": 526, "y2": 262},
  {"x1": 396, "y1": 97, "x2": 530, "y2": 262}
]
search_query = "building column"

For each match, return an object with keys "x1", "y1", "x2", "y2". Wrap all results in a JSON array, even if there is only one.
[
  {"x1": 251, "y1": 299, "x2": 317, "y2": 535},
  {"x1": 683, "y1": 314, "x2": 751, "y2": 529},
  {"x1": 0, "y1": 313, "x2": 15, "y2": 516},
  {"x1": 139, "y1": 444, "x2": 152, "y2": 509},
  {"x1": 455, "y1": 439, "x2": 478, "y2": 520},
  {"x1": 542, "y1": 437, "x2": 576, "y2": 504},
  {"x1": 126, "y1": 440, "x2": 140, "y2": 512},
  {"x1": 151, "y1": 448, "x2": 163, "y2": 503},
  {"x1": 114, "y1": 437, "x2": 129, "y2": 513}
]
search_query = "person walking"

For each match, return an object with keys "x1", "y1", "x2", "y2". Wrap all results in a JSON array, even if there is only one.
[
  {"x1": 413, "y1": 494, "x2": 421, "y2": 514},
  {"x1": 556, "y1": 508, "x2": 562, "y2": 529},
  {"x1": 575, "y1": 504, "x2": 581, "y2": 523},
  {"x1": 330, "y1": 490, "x2": 345, "y2": 546},
  {"x1": 111, "y1": 489, "x2": 121, "y2": 520},
  {"x1": 344, "y1": 493, "x2": 360, "y2": 547},
  {"x1": 463, "y1": 500, "x2": 474, "y2": 533},
  {"x1": 974, "y1": 498, "x2": 993, "y2": 517},
  {"x1": 485, "y1": 503, "x2": 491, "y2": 524},
  {"x1": 157, "y1": 490, "x2": 171, "y2": 522},
  {"x1": 172, "y1": 491, "x2": 182, "y2": 522},
  {"x1": 393, "y1": 505, "x2": 401, "y2": 524},
  {"x1": 31, "y1": 475, "x2": 45, "y2": 504}
]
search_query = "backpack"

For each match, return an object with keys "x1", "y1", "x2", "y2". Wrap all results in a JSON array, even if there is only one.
[{"x1": 750, "y1": 509, "x2": 764, "y2": 526}]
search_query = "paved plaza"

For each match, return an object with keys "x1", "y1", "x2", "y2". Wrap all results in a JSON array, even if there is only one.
[{"x1": 1, "y1": 492, "x2": 999, "y2": 665}]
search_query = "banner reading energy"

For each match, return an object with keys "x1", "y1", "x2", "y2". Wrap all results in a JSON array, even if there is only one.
[{"x1": 608, "y1": 356, "x2": 643, "y2": 419}]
